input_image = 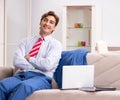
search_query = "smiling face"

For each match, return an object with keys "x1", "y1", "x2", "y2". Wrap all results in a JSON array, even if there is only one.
[{"x1": 39, "y1": 15, "x2": 56, "y2": 37}]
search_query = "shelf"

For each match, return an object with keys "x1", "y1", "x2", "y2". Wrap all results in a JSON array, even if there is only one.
[
  {"x1": 67, "y1": 45, "x2": 91, "y2": 47},
  {"x1": 64, "y1": 5, "x2": 93, "y2": 51},
  {"x1": 67, "y1": 27, "x2": 91, "y2": 29}
]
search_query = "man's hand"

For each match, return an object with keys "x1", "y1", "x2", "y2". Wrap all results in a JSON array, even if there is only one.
[{"x1": 24, "y1": 55, "x2": 30, "y2": 61}]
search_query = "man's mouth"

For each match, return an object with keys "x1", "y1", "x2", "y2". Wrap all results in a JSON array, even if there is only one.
[{"x1": 43, "y1": 25, "x2": 50, "y2": 29}]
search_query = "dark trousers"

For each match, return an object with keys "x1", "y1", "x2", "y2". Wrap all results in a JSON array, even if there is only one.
[{"x1": 0, "y1": 71, "x2": 52, "y2": 100}]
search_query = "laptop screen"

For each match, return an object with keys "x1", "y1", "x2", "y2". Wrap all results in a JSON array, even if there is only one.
[{"x1": 62, "y1": 65, "x2": 94, "y2": 89}]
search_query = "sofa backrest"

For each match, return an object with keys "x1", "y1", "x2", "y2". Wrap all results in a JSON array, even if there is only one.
[{"x1": 87, "y1": 52, "x2": 120, "y2": 90}]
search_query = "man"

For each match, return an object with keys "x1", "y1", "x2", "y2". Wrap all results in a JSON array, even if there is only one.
[{"x1": 0, "y1": 11, "x2": 62, "y2": 100}]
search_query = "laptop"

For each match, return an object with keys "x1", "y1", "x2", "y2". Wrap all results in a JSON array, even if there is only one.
[{"x1": 62, "y1": 65, "x2": 94, "y2": 89}]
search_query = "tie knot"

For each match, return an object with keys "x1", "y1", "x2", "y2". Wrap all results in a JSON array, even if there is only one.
[{"x1": 38, "y1": 37, "x2": 44, "y2": 42}]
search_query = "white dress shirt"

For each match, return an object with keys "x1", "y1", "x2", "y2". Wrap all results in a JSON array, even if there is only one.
[{"x1": 13, "y1": 34, "x2": 62, "y2": 78}]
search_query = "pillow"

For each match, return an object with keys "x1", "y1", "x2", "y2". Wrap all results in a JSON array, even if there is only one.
[{"x1": 54, "y1": 49, "x2": 89, "y2": 88}]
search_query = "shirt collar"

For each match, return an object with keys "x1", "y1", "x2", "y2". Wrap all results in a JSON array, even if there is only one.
[
  {"x1": 43, "y1": 35, "x2": 52, "y2": 41},
  {"x1": 37, "y1": 34, "x2": 52, "y2": 42}
]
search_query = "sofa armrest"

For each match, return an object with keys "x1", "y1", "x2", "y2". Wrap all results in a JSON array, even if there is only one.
[{"x1": 0, "y1": 67, "x2": 14, "y2": 80}]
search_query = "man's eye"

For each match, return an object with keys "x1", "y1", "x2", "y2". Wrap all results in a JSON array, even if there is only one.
[
  {"x1": 50, "y1": 21, "x2": 55, "y2": 24},
  {"x1": 43, "y1": 18, "x2": 47, "y2": 22}
]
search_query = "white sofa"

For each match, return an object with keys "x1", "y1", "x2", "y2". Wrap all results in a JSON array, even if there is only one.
[{"x1": 0, "y1": 52, "x2": 120, "y2": 100}]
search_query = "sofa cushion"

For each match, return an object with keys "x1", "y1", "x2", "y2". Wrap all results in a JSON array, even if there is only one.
[
  {"x1": 27, "y1": 89, "x2": 120, "y2": 100},
  {"x1": 54, "y1": 49, "x2": 89, "y2": 88}
]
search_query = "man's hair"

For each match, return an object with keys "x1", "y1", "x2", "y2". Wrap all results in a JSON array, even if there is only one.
[{"x1": 40, "y1": 11, "x2": 59, "y2": 26}]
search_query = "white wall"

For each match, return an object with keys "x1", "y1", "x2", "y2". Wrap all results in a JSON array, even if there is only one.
[
  {"x1": 5, "y1": 0, "x2": 29, "y2": 66},
  {"x1": 0, "y1": 0, "x2": 4, "y2": 66},
  {"x1": 94, "y1": 0, "x2": 120, "y2": 46},
  {"x1": 31, "y1": 0, "x2": 120, "y2": 47}
]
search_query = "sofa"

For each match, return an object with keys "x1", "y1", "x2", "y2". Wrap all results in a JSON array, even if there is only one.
[{"x1": 0, "y1": 51, "x2": 120, "y2": 100}]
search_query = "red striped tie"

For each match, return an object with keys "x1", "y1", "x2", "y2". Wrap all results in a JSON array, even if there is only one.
[{"x1": 29, "y1": 37, "x2": 43, "y2": 57}]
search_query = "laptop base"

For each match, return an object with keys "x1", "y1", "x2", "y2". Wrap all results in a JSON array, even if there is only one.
[{"x1": 79, "y1": 86, "x2": 116, "y2": 92}]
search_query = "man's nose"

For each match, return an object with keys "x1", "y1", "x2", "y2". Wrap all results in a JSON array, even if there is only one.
[{"x1": 45, "y1": 21, "x2": 50, "y2": 25}]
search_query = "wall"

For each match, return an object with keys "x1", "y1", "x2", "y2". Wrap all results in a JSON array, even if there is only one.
[
  {"x1": 0, "y1": 0, "x2": 4, "y2": 66},
  {"x1": 4, "y1": 0, "x2": 29, "y2": 66},
  {"x1": 94, "y1": 0, "x2": 120, "y2": 46}
]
